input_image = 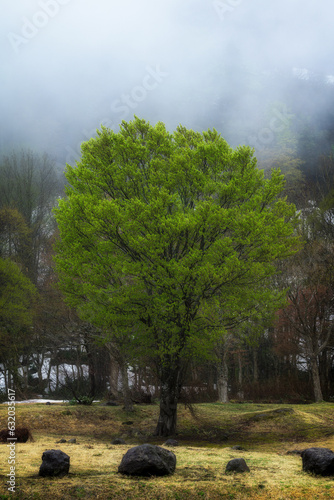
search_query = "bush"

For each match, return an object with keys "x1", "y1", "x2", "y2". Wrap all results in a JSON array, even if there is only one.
[{"x1": 69, "y1": 395, "x2": 93, "y2": 405}]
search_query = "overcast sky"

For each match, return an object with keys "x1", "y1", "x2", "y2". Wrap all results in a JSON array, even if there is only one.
[{"x1": 1, "y1": 0, "x2": 334, "y2": 169}]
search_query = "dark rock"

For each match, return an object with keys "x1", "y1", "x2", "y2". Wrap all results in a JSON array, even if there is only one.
[
  {"x1": 301, "y1": 447, "x2": 334, "y2": 476},
  {"x1": 273, "y1": 408, "x2": 294, "y2": 415},
  {"x1": 232, "y1": 445, "x2": 246, "y2": 451},
  {"x1": 163, "y1": 439, "x2": 178, "y2": 447},
  {"x1": 130, "y1": 390, "x2": 152, "y2": 404},
  {"x1": 112, "y1": 438, "x2": 126, "y2": 445},
  {"x1": 250, "y1": 408, "x2": 294, "y2": 422},
  {"x1": 56, "y1": 439, "x2": 67, "y2": 443},
  {"x1": 118, "y1": 443, "x2": 176, "y2": 476},
  {"x1": 45, "y1": 402, "x2": 52, "y2": 405},
  {"x1": 39, "y1": 449, "x2": 70, "y2": 477},
  {"x1": 68, "y1": 438, "x2": 76, "y2": 444},
  {"x1": 0, "y1": 427, "x2": 33, "y2": 443},
  {"x1": 225, "y1": 458, "x2": 250, "y2": 473}
]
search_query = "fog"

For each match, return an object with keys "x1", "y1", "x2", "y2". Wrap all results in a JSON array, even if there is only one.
[{"x1": 1, "y1": 0, "x2": 334, "y2": 170}]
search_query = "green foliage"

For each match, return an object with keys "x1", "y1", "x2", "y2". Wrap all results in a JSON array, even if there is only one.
[
  {"x1": 69, "y1": 396, "x2": 93, "y2": 405},
  {"x1": 0, "y1": 257, "x2": 36, "y2": 332},
  {"x1": 0, "y1": 206, "x2": 31, "y2": 268},
  {"x1": 0, "y1": 257, "x2": 36, "y2": 390},
  {"x1": 54, "y1": 117, "x2": 298, "y2": 365}
]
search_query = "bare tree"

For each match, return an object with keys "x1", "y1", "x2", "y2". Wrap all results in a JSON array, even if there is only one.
[
  {"x1": 0, "y1": 149, "x2": 64, "y2": 284},
  {"x1": 277, "y1": 240, "x2": 334, "y2": 402}
]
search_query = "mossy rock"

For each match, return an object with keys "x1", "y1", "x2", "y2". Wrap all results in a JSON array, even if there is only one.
[{"x1": 248, "y1": 408, "x2": 294, "y2": 422}]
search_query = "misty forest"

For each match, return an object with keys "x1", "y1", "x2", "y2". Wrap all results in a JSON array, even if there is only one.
[{"x1": 2, "y1": 1, "x2": 334, "y2": 438}]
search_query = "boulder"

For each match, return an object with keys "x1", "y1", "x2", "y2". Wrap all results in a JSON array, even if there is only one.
[
  {"x1": 39, "y1": 449, "x2": 70, "y2": 477},
  {"x1": 118, "y1": 444, "x2": 176, "y2": 476},
  {"x1": 112, "y1": 438, "x2": 126, "y2": 445},
  {"x1": 163, "y1": 439, "x2": 178, "y2": 447},
  {"x1": 301, "y1": 447, "x2": 334, "y2": 476},
  {"x1": 225, "y1": 458, "x2": 250, "y2": 473}
]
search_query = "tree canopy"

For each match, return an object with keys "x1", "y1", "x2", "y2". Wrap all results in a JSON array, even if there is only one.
[
  {"x1": 0, "y1": 257, "x2": 37, "y2": 392},
  {"x1": 54, "y1": 117, "x2": 298, "y2": 435}
]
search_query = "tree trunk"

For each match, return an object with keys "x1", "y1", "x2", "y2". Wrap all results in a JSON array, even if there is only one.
[
  {"x1": 22, "y1": 356, "x2": 29, "y2": 391},
  {"x1": 11, "y1": 367, "x2": 23, "y2": 398},
  {"x1": 37, "y1": 352, "x2": 45, "y2": 392},
  {"x1": 84, "y1": 341, "x2": 96, "y2": 398},
  {"x1": 3, "y1": 365, "x2": 9, "y2": 393},
  {"x1": 155, "y1": 362, "x2": 182, "y2": 437},
  {"x1": 106, "y1": 344, "x2": 120, "y2": 399},
  {"x1": 9, "y1": 353, "x2": 23, "y2": 397},
  {"x1": 109, "y1": 360, "x2": 119, "y2": 399},
  {"x1": 319, "y1": 349, "x2": 330, "y2": 399},
  {"x1": 56, "y1": 364, "x2": 59, "y2": 391},
  {"x1": 310, "y1": 356, "x2": 323, "y2": 402},
  {"x1": 253, "y1": 347, "x2": 258, "y2": 383},
  {"x1": 47, "y1": 357, "x2": 53, "y2": 392},
  {"x1": 217, "y1": 345, "x2": 229, "y2": 403},
  {"x1": 88, "y1": 356, "x2": 96, "y2": 398},
  {"x1": 120, "y1": 360, "x2": 133, "y2": 412},
  {"x1": 236, "y1": 351, "x2": 244, "y2": 400}
]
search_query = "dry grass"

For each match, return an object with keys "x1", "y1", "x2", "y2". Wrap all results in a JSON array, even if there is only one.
[{"x1": 0, "y1": 402, "x2": 334, "y2": 498}]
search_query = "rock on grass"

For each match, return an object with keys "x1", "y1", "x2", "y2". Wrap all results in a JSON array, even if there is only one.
[
  {"x1": 39, "y1": 449, "x2": 70, "y2": 477},
  {"x1": 301, "y1": 447, "x2": 334, "y2": 476},
  {"x1": 225, "y1": 458, "x2": 250, "y2": 473},
  {"x1": 118, "y1": 444, "x2": 176, "y2": 477}
]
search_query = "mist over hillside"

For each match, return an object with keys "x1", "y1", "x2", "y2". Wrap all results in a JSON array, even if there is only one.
[{"x1": 1, "y1": 0, "x2": 334, "y2": 172}]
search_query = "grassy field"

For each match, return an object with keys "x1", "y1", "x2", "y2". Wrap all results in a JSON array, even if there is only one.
[{"x1": 1, "y1": 401, "x2": 334, "y2": 499}]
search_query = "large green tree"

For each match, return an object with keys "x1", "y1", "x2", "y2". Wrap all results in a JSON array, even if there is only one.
[{"x1": 54, "y1": 117, "x2": 298, "y2": 435}]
